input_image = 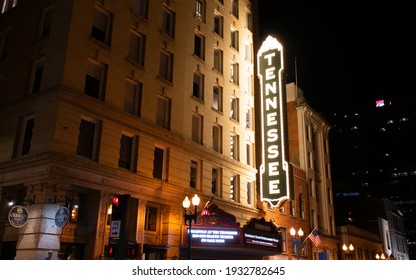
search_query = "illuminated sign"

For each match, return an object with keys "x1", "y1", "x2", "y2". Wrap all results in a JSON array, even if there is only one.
[
  {"x1": 185, "y1": 227, "x2": 242, "y2": 246},
  {"x1": 244, "y1": 232, "x2": 280, "y2": 248},
  {"x1": 257, "y1": 35, "x2": 290, "y2": 207},
  {"x1": 376, "y1": 99, "x2": 385, "y2": 107}
]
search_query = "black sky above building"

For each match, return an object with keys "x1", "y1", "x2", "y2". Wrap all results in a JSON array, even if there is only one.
[{"x1": 258, "y1": 1, "x2": 416, "y2": 117}]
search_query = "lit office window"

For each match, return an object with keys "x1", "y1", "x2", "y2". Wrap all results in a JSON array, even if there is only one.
[{"x1": 212, "y1": 85, "x2": 223, "y2": 112}]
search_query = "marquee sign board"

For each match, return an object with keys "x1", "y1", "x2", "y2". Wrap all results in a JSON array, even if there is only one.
[
  {"x1": 186, "y1": 227, "x2": 242, "y2": 246},
  {"x1": 257, "y1": 36, "x2": 290, "y2": 207}
]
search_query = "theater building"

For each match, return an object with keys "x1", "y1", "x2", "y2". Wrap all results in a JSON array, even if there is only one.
[
  {"x1": 0, "y1": 0, "x2": 337, "y2": 260},
  {"x1": 0, "y1": 0, "x2": 268, "y2": 260}
]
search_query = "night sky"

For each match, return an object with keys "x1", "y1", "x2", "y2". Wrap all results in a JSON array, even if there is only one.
[{"x1": 258, "y1": 1, "x2": 416, "y2": 117}]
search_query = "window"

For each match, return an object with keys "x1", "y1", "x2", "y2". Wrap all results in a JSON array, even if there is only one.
[
  {"x1": 230, "y1": 133, "x2": 239, "y2": 161},
  {"x1": 309, "y1": 178, "x2": 315, "y2": 197},
  {"x1": 162, "y1": 8, "x2": 175, "y2": 38},
  {"x1": 0, "y1": 0, "x2": 17, "y2": 14},
  {"x1": 192, "y1": 114, "x2": 203, "y2": 144},
  {"x1": 145, "y1": 205, "x2": 158, "y2": 232},
  {"x1": 29, "y1": 58, "x2": 44, "y2": 94},
  {"x1": 0, "y1": 28, "x2": 9, "y2": 59},
  {"x1": 192, "y1": 72, "x2": 204, "y2": 100},
  {"x1": 244, "y1": 40, "x2": 252, "y2": 62},
  {"x1": 156, "y1": 96, "x2": 171, "y2": 129},
  {"x1": 230, "y1": 27, "x2": 239, "y2": 50},
  {"x1": 128, "y1": 31, "x2": 146, "y2": 66},
  {"x1": 190, "y1": 160, "x2": 200, "y2": 188},
  {"x1": 246, "y1": 140, "x2": 253, "y2": 166},
  {"x1": 195, "y1": 0, "x2": 205, "y2": 21},
  {"x1": 118, "y1": 134, "x2": 138, "y2": 172},
  {"x1": 247, "y1": 181, "x2": 253, "y2": 205},
  {"x1": 124, "y1": 80, "x2": 142, "y2": 117},
  {"x1": 245, "y1": 105, "x2": 252, "y2": 129},
  {"x1": 159, "y1": 50, "x2": 174, "y2": 82},
  {"x1": 245, "y1": 70, "x2": 253, "y2": 95},
  {"x1": 68, "y1": 194, "x2": 85, "y2": 223},
  {"x1": 77, "y1": 118, "x2": 101, "y2": 161},
  {"x1": 212, "y1": 85, "x2": 223, "y2": 112},
  {"x1": 153, "y1": 146, "x2": 169, "y2": 181},
  {"x1": 230, "y1": 96, "x2": 239, "y2": 121},
  {"x1": 213, "y1": 48, "x2": 223, "y2": 73},
  {"x1": 211, "y1": 167, "x2": 220, "y2": 195},
  {"x1": 84, "y1": 59, "x2": 107, "y2": 100},
  {"x1": 212, "y1": 124, "x2": 222, "y2": 153},
  {"x1": 38, "y1": 6, "x2": 53, "y2": 38},
  {"x1": 299, "y1": 194, "x2": 305, "y2": 219},
  {"x1": 131, "y1": 0, "x2": 148, "y2": 19},
  {"x1": 230, "y1": 62, "x2": 239, "y2": 84},
  {"x1": 230, "y1": 174, "x2": 239, "y2": 201},
  {"x1": 245, "y1": 9, "x2": 252, "y2": 31},
  {"x1": 213, "y1": 12, "x2": 223, "y2": 37},
  {"x1": 280, "y1": 228, "x2": 287, "y2": 252},
  {"x1": 91, "y1": 7, "x2": 113, "y2": 46},
  {"x1": 290, "y1": 199, "x2": 295, "y2": 216},
  {"x1": 15, "y1": 115, "x2": 34, "y2": 157},
  {"x1": 194, "y1": 33, "x2": 205, "y2": 60},
  {"x1": 231, "y1": 0, "x2": 238, "y2": 18}
]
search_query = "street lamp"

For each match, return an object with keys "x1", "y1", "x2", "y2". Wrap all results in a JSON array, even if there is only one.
[
  {"x1": 375, "y1": 252, "x2": 386, "y2": 260},
  {"x1": 182, "y1": 194, "x2": 200, "y2": 260},
  {"x1": 342, "y1": 243, "x2": 355, "y2": 259},
  {"x1": 290, "y1": 227, "x2": 304, "y2": 260}
]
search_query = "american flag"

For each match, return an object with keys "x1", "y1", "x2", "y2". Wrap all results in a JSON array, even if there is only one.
[{"x1": 308, "y1": 228, "x2": 322, "y2": 247}]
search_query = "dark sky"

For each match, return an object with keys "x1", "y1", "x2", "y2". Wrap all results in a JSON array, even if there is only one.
[{"x1": 258, "y1": 1, "x2": 416, "y2": 116}]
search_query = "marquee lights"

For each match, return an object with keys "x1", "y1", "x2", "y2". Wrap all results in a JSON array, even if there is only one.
[{"x1": 257, "y1": 36, "x2": 290, "y2": 208}]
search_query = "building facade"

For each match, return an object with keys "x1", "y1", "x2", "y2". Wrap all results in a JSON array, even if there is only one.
[
  {"x1": 274, "y1": 83, "x2": 338, "y2": 259},
  {"x1": 0, "y1": 0, "x2": 261, "y2": 260},
  {"x1": 0, "y1": 0, "x2": 338, "y2": 260}
]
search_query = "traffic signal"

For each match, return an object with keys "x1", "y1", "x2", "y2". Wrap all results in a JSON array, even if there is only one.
[
  {"x1": 111, "y1": 194, "x2": 130, "y2": 221},
  {"x1": 109, "y1": 194, "x2": 131, "y2": 259},
  {"x1": 126, "y1": 242, "x2": 138, "y2": 259},
  {"x1": 106, "y1": 244, "x2": 118, "y2": 259}
]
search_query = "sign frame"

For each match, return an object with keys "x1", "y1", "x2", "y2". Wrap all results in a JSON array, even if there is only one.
[
  {"x1": 8, "y1": 205, "x2": 29, "y2": 228},
  {"x1": 257, "y1": 35, "x2": 290, "y2": 208}
]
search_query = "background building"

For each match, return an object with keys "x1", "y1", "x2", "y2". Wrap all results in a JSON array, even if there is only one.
[{"x1": 330, "y1": 100, "x2": 414, "y2": 259}]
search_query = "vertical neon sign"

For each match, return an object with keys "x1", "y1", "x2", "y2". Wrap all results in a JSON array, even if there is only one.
[{"x1": 257, "y1": 36, "x2": 290, "y2": 207}]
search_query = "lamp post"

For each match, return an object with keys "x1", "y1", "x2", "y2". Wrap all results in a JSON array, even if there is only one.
[
  {"x1": 182, "y1": 194, "x2": 200, "y2": 260},
  {"x1": 290, "y1": 227, "x2": 304, "y2": 260},
  {"x1": 342, "y1": 243, "x2": 355, "y2": 259}
]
